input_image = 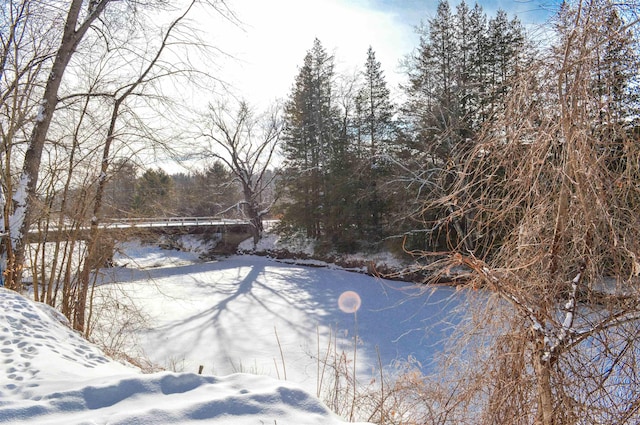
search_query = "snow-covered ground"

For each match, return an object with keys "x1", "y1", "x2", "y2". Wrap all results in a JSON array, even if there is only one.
[
  {"x1": 0, "y1": 287, "x2": 371, "y2": 424},
  {"x1": 1, "y1": 237, "x2": 467, "y2": 423},
  {"x1": 94, "y1": 240, "x2": 466, "y2": 393}
]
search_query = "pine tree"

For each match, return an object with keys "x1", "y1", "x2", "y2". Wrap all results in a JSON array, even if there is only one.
[
  {"x1": 357, "y1": 47, "x2": 395, "y2": 157},
  {"x1": 598, "y1": 7, "x2": 639, "y2": 124},
  {"x1": 405, "y1": 1, "x2": 528, "y2": 160},
  {"x1": 132, "y1": 169, "x2": 174, "y2": 216},
  {"x1": 466, "y1": 2, "x2": 489, "y2": 128},
  {"x1": 431, "y1": 0, "x2": 456, "y2": 110},
  {"x1": 403, "y1": 28, "x2": 437, "y2": 155},
  {"x1": 400, "y1": 0, "x2": 529, "y2": 251},
  {"x1": 404, "y1": 0, "x2": 465, "y2": 161},
  {"x1": 486, "y1": 10, "x2": 526, "y2": 118},
  {"x1": 454, "y1": 1, "x2": 472, "y2": 124},
  {"x1": 281, "y1": 39, "x2": 338, "y2": 238},
  {"x1": 354, "y1": 47, "x2": 396, "y2": 237}
]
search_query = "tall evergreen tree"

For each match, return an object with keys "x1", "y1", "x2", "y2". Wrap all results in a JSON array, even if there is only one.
[
  {"x1": 405, "y1": 1, "x2": 527, "y2": 159},
  {"x1": 597, "y1": 7, "x2": 639, "y2": 124},
  {"x1": 281, "y1": 39, "x2": 338, "y2": 238},
  {"x1": 405, "y1": 0, "x2": 466, "y2": 161},
  {"x1": 354, "y1": 47, "x2": 396, "y2": 236},
  {"x1": 486, "y1": 10, "x2": 526, "y2": 117},
  {"x1": 401, "y1": 0, "x2": 529, "y2": 251},
  {"x1": 454, "y1": 1, "x2": 472, "y2": 124},
  {"x1": 430, "y1": 0, "x2": 456, "y2": 111},
  {"x1": 132, "y1": 169, "x2": 174, "y2": 216},
  {"x1": 467, "y1": 2, "x2": 489, "y2": 127},
  {"x1": 357, "y1": 47, "x2": 395, "y2": 157}
]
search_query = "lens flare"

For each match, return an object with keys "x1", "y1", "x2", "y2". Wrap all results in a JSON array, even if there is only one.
[{"x1": 338, "y1": 291, "x2": 361, "y2": 313}]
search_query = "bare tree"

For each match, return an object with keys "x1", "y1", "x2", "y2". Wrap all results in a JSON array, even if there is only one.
[
  {"x1": 0, "y1": 0, "x2": 236, "y2": 291},
  {"x1": 416, "y1": 1, "x2": 640, "y2": 423},
  {"x1": 202, "y1": 100, "x2": 282, "y2": 246},
  {"x1": 0, "y1": 0, "x2": 65, "y2": 289},
  {"x1": 3, "y1": 0, "x2": 115, "y2": 290},
  {"x1": 75, "y1": 0, "x2": 210, "y2": 334}
]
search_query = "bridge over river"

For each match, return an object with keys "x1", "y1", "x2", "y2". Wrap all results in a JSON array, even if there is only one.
[
  {"x1": 101, "y1": 217, "x2": 251, "y2": 233},
  {"x1": 29, "y1": 217, "x2": 255, "y2": 255}
]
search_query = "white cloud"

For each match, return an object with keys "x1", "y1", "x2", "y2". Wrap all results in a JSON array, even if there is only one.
[
  {"x1": 191, "y1": 0, "x2": 558, "y2": 109},
  {"x1": 208, "y1": 0, "x2": 417, "y2": 107}
]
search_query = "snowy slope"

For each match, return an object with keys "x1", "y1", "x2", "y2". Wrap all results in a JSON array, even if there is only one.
[{"x1": 0, "y1": 288, "x2": 370, "y2": 424}]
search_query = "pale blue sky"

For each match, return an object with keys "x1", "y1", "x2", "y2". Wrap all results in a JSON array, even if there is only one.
[
  {"x1": 367, "y1": 0, "x2": 561, "y2": 25},
  {"x1": 210, "y1": 0, "x2": 561, "y2": 107},
  {"x1": 160, "y1": 0, "x2": 562, "y2": 172}
]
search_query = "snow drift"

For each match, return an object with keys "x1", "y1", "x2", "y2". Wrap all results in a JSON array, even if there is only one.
[{"x1": 0, "y1": 287, "x2": 369, "y2": 424}]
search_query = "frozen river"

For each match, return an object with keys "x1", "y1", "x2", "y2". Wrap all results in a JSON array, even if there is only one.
[{"x1": 93, "y1": 244, "x2": 467, "y2": 396}]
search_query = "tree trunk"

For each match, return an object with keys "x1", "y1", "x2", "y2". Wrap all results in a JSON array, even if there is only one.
[
  {"x1": 3, "y1": 0, "x2": 109, "y2": 290},
  {"x1": 534, "y1": 339, "x2": 556, "y2": 425},
  {"x1": 242, "y1": 184, "x2": 262, "y2": 247},
  {"x1": 74, "y1": 101, "x2": 120, "y2": 333}
]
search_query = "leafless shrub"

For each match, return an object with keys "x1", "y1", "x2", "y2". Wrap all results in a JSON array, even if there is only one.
[
  {"x1": 87, "y1": 280, "x2": 161, "y2": 373},
  {"x1": 412, "y1": 1, "x2": 640, "y2": 423}
]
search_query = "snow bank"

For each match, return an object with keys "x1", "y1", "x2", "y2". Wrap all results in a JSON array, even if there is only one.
[
  {"x1": 238, "y1": 230, "x2": 416, "y2": 280},
  {"x1": 0, "y1": 288, "x2": 370, "y2": 424},
  {"x1": 239, "y1": 231, "x2": 316, "y2": 256}
]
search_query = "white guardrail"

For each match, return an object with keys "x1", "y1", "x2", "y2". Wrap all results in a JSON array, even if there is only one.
[
  {"x1": 28, "y1": 217, "x2": 251, "y2": 233},
  {"x1": 101, "y1": 217, "x2": 250, "y2": 229}
]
